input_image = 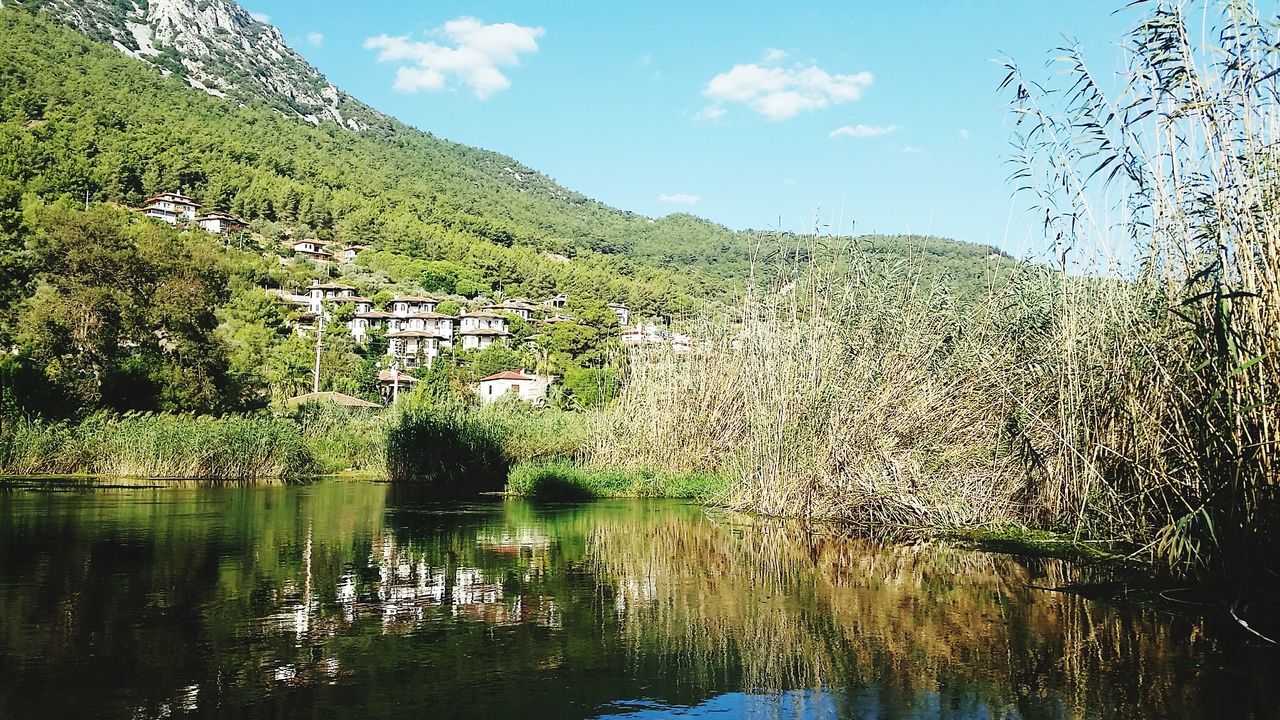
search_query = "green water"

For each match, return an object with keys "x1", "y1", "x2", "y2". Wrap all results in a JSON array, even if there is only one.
[{"x1": 0, "y1": 480, "x2": 1273, "y2": 719}]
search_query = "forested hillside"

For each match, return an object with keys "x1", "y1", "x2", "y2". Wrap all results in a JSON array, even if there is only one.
[{"x1": 0, "y1": 7, "x2": 1018, "y2": 416}]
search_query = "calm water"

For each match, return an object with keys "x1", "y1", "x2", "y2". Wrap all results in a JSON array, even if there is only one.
[{"x1": 0, "y1": 481, "x2": 1274, "y2": 719}]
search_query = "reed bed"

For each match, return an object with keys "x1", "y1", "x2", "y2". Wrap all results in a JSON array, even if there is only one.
[
  {"x1": 587, "y1": 1, "x2": 1280, "y2": 580},
  {"x1": 0, "y1": 412, "x2": 315, "y2": 479}
]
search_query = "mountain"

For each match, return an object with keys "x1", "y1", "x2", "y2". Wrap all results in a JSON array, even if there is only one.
[
  {"x1": 1, "y1": 0, "x2": 381, "y2": 130},
  {"x1": 0, "y1": 3, "x2": 1015, "y2": 308}
]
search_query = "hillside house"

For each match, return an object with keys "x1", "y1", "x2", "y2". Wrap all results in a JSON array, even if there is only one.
[
  {"x1": 620, "y1": 324, "x2": 666, "y2": 347},
  {"x1": 481, "y1": 301, "x2": 537, "y2": 321},
  {"x1": 607, "y1": 302, "x2": 631, "y2": 326},
  {"x1": 390, "y1": 312, "x2": 454, "y2": 341},
  {"x1": 197, "y1": 211, "x2": 247, "y2": 235},
  {"x1": 542, "y1": 293, "x2": 569, "y2": 309},
  {"x1": 376, "y1": 369, "x2": 419, "y2": 402},
  {"x1": 307, "y1": 281, "x2": 356, "y2": 311},
  {"x1": 387, "y1": 329, "x2": 450, "y2": 368},
  {"x1": 476, "y1": 369, "x2": 555, "y2": 405},
  {"x1": 459, "y1": 311, "x2": 510, "y2": 351},
  {"x1": 350, "y1": 310, "x2": 393, "y2": 342},
  {"x1": 142, "y1": 193, "x2": 200, "y2": 224},
  {"x1": 390, "y1": 295, "x2": 438, "y2": 316},
  {"x1": 293, "y1": 240, "x2": 332, "y2": 263},
  {"x1": 340, "y1": 245, "x2": 367, "y2": 263}
]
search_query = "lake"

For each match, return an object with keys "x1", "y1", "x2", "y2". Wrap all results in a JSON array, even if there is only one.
[{"x1": 0, "y1": 480, "x2": 1273, "y2": 719}]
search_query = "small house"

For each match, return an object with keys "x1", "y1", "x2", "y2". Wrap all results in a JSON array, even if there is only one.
[
  {"x1": 306, "y1": 281, "x2": 356, "y2": 311},
  {"x1": 142, "y1": 192, "x2": 200, "y2": 224},
  {"x1": 376, "y1": 369, "x2": 419, "y2": 401},
  {"x1": 459, "y1": 311, "x2": 509, "y2": 351},
  {"x1": 390, "y1": 295, "x2": 438, "y2": 316},
  {"x1": 386, "y1": 329, "x2": 451, "y2": 368},
  {"x1": 340, "y1": 245, "x2": 367, "y2": 263},
  {"x1": 481, "y1": 301, "x2": 538, "y2": 321},
  {"x1": 197, "y1": 211, "x2": 247, "y2": 235},
  {"x1": 607, "y1": 302, "x2": 631, "y2": 327},
  {"x1": 476, "y1": 369, "x2": 555, "y2": 405},
  {"x1": 293, "y1": 240, "x2": 333, "y2": 263}
]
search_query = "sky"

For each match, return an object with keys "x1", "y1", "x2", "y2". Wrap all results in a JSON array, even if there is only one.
[{"x1": 243, "y1": 1, "x2": 1138, "y2": 259}]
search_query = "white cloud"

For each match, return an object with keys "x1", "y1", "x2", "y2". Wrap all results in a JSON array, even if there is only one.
[
  {"x1": 658, "y1": 193, "x2": 701, "y2": 205},
  {"x1": 694, "y1": 104, "x2": 726, "y2": 122},
  {"x1": 783, "y1": 178, "x2": 798, "y2": 186},
  {"x1": 702, "y1": 59, "x2": 873, "y2": 121},
  {"x1": 364, "y1": 17, "x2": 544, "y2": 99},
  {"x1": 637, "y1": 54, "x2": 652, "y2": 67},
  {"x1": 762, "y1": 47, "x2": 789, "y2": 62},
  {"x1": 902, "y1": 146, "x2": 925, "y2": 155},
  {"x1": 829, "y1": 123, "x2": 897, "y2": 139},
  {"x1": 249, "y1": 11, "x2": 271, "y2": 23},
  {"x1": 306, "y1": 32, "x2": 325, "y2": 47},
  {"x1": 958, "y1": 128, "x2": 971, "y2": 140}
]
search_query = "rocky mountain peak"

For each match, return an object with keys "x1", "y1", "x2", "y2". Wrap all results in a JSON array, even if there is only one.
[{"x1": 3, "y1": 0, "x2": 379, "y2": 130}]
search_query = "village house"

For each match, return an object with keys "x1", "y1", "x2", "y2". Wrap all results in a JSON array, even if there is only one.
[
  {"x1": 386, "y1": 329, "x2": 450, "y2": 369},
  {"x1": 476, "y1": 369, "x2": 555, "y2": 405},
  {"x1": 348, "y1": 307, "x2": 391, "y2": 340},
  {"x1": 390, "y1": 295, "x2": 438, "y2": 316},
  {"x1": 293, "y1": 240, "x2": 333, "y2": 263},
  {"x1": 458, "y1": 311, "x2": 510, "y2": 351},
  {"x1": 340, "y1": 245, "x2": 367, "y2": 263},
  {"x1": 196, "y1": 211, "x2": 248, "y2": 235},
  {"x1": 481, "y1": 300, "x2": 538, "y2": 321},
  {"x1": 306, "y1": 281, "x2": 356, "y2": 312},
  {"x1": 542, "y1": 293, "x2": 569, "y2": 309},
  {"x1": 142, "y1": 192, "x2": 200, "y2": 224},
  {"x1": 607, "y1": 302, "x2": 631, "y2": 326},
  {"x1": 376, "y1": 369, "x2": 419, "y2": 402}
]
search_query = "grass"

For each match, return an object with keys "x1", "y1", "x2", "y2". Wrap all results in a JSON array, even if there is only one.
[
  {"x1": 0, "y1": 411, "x2": 315, "y2": 479},
  {"x1": 950, "y1": 525, "x2": 1128, "y2": 564},
  {"x1": 384, "y1": 400, "x2": 586, "y2": 485},
  {"x1": 506, "y1": 458, "x2": 728, "y2": 500}
]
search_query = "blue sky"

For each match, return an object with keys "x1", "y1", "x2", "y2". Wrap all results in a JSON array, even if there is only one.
[{"x1": 244, "y1": 1, "x2": 1135, "y2": 258}]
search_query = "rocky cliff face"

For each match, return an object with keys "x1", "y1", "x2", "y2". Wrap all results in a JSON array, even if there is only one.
[{"x1": 3, "y1": 0, "x2": 380, "y2": 130}]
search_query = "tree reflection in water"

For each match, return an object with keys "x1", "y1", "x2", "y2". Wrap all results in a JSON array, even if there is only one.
[{"x1": 0, "y1": 482, "x2": 1271, "y2": 719}]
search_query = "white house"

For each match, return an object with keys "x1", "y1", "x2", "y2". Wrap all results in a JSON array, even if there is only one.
[
  {"x1": 542, "y1": 293, "x2": 569, "y2": 309},
  {"x1": 607, "y1": 302, "x2": 631, "y2": 326},
  {"x1": 387, "y1": 329, "x2": 451, "y2": 368},
  {"x1": 390, "y1": 295, "x2": 437, "y2": 316},
  {"x1": 376, "y1": 369, "x2": 419, "y2": 402},
  {"x1": 340, "y1": 245, "x2": 367, "y2": 263},
  {"x1": 476, "y1": 370, "x2": 555, "y2": 405},
  {"x1": 350, "y1": 310, "x2": 394, "y2": 342},
  {"x1": 197, "y1": 211, "x2": 247, "y2": 235},
  {"x1": 142, "y1": 193, "x2": 200, "y2": 224},
  {"x1": 459, "y1": 311, "x2": 509, "y2": 351},
  {"x1": 620, "y1": 323, "x2": 666, "y2": 347},
  {"x1": 390, "y1": 311, "x2": 454, "y2": 341},
  {"x1": 293, "y1": 240, "x2": 332, "y2": 263},
  {"x1": 306, "y1": 281, "x2": 356, "y2": 312},
  {"x1": 481, "y1": 301, "x2": 537, "y2": 321}
]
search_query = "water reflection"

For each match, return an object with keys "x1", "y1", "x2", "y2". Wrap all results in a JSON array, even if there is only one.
[{"x1": 0, "y1": 482, "x2": 1272, "y2": 719}]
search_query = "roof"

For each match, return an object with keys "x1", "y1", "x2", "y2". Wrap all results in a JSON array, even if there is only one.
[
  {"x1": 309, "y1": 282, "x2": 354, "y2": 290},
  {"x1": 285, "y1": 391, "x2": 380, "y2": 409},
  {"x1": 343, "y1": 245, "x2": 369, "y2": 251},
  {"x1": 482, "y1": 302, "x2": 537, "y2": 311},
  {"x1": 377, "y1": 370, "x2": 420, "y2": 383},
  {"x1": 392, "y1": 295, "x2": 436, "y2": 303},
  {"x1": 355, "y1": 311, "x2": 395, "y2": 319},
  {"x1": 197, "y1": 211, "x2": 245, "y2": 222},
  {"x1": 461, "y1": 311, "x2": 506, "y2": 319},
  {"x1": 146, "y1": 192, "x2": 200, "y2": 206},
  {"x1": 460, "y1": 327, "x2": 510, "y2": 336},
  {"x1": 607, "y1": 302, "x2": 629, "y2": 309},
  {"x1": 388, "y1": 329, "x2": 449, "y2": 339},
  {"x1": 331, "y1": 295, "x2": 372, "y2": 303},
  {"x1": 479, "y1": 370, "x2": 535, "y2": 382},
  {"x1": 403, "y1": 311, "x2": 452, "y2": 320}
]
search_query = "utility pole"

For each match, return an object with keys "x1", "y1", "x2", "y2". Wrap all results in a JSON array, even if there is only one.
[{"x1": 312, "y1": 306, "x2": 324, "y2": 394}]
